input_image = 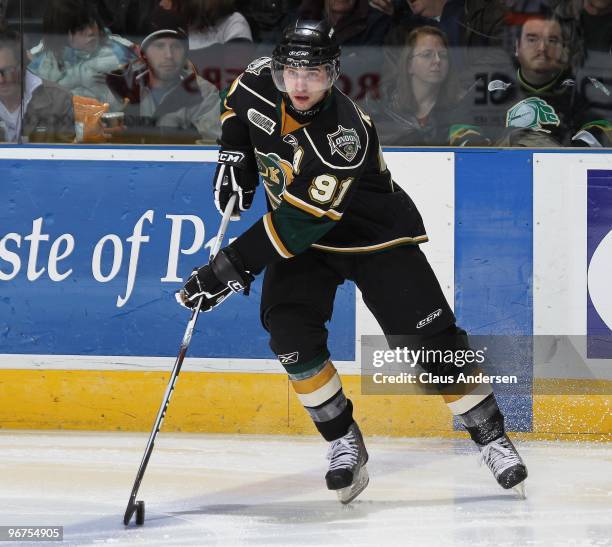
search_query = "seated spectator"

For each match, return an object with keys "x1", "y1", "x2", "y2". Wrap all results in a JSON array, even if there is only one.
[
  {"x1": 236, "y1": 0, "x2": 300, "y2": 43},
  {"x1": 93, "y1": 0, "x2": 159, "y2": 39},
  {"x1": 297, "y1": 0, "x2": 392, "y2": 46},
  {"x1": 28, "y1": 0, "x2": 136, "y2": 109},
  {"x1": 105, "y1": 9, "x2": 220, "y2": 143},
  {"x1": 370, "y1": 25, "x2": 463, "y2": 145},
  {"x1": 183, "y1": 0, "x2": 252, "y2": 49},
  {"x1": 580, "y1": 0, "x2": 612, "y2": 54},
  {"x1": 0, "y1": 28, "x2": 75, "y2": 143},
  {"x1": 453, "y1": 14, "x2": 612, "y2": 146},
  {"x1": 381, "y1": 0, "x2": 468, "y2": 48}
]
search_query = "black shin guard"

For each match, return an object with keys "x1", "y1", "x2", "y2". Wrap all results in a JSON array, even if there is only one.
[{"x1": 313, "y1": 398, "x2": 355, "y2": 442}]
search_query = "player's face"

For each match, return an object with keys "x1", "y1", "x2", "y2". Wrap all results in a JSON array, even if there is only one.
[
  {"x1": 516, "y1": 19, "x2": 565, "y2": 75},
  {"x1": 145, "y1": 38, "x2": 186, "y2": 82},
  {"x1": 69, "y1": 23, "x2": 100, "y2": 53},
  {"x1": 408, "y1": 34, "x2": 449, "y2": 85},
  {"x1": 283, "y1": 65, "x2": 329, "y2": 111},
  {"x1": 0, "y1": 47, "x2": 20, "y2": 104}
]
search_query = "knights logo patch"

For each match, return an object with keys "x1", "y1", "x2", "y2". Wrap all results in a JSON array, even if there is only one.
[
  {"x1": 506, "y1": 97, "x2": 560, "y2": 131},
  {"x1": 327, "y1": 125, "x2": 361, "y2": 162},
  {"x1": 245, "y1": 57, "x2": 271, "y2": 75},
  {"x1": 254, "y1": 148, "x2": 294, "y2": 209}
]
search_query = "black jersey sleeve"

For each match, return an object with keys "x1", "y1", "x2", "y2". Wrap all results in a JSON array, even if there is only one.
[{"x1": 219, "y1": 74, "x2": 252, "y2": 149}]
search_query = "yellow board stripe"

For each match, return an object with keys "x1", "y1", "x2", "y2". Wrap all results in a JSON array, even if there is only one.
[
  {"x1": 296, "y1": 373, "x2": 342, "y2": 408},
  {"x1": 263, "y1": 213, "x2": 293, "y2": 259},
  {"x1": 311, "y1": 235, "x2": 429, "y2": 253},
  {"x1": 291, "y1": 361, "x2": 337, "y2": 394},
  {"x1": 0, "y1": 370, "x2": 609, "y2": 439},
  {"x1": 283, "y1": 191, "x2": 343, "y2": 220}
]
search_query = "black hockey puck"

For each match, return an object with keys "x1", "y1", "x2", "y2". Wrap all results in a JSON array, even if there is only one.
[{"x1": 135, "y1": 500, "x2": 145, "y2": 525}]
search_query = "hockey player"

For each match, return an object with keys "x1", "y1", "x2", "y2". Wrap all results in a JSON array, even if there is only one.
[{"x1": 179, "y1": 19, "x2": 528, "y2": 503}]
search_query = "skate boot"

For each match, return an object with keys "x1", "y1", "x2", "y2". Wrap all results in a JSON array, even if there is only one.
[
  {"x1": 479, "y1": 434, "x2": 528, "y2": 498},
  {"x1": 325, "y1": 422, "x2": 369, "y2": 504}
]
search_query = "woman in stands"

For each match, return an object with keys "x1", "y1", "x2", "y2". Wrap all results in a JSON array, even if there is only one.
[{"x1": 372, "y1": 25, "x2": 463, "y2": 146}]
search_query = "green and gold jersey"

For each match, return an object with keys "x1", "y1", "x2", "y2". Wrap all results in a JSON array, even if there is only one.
[{"x1": 221, "y1": 57, "x2": 428, "y2": 274}]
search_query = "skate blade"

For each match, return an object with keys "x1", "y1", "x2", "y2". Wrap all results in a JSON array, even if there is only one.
[
  {"x1": 512, "y1": 481, "x2": 526, "y2": 499},
  {"x1": 336, "y1": 465, "x2": 369, "y2": 505}
]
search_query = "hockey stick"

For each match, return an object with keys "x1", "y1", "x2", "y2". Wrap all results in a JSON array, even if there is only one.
[{"x1": 123, "y1": 193, "x2": 238, "y2": 526}]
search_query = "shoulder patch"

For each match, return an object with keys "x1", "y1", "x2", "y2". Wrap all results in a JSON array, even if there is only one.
[
  {"x1": 588, "y1": 77, "x2": 611, "y2": 97},
  {"x1": 488, "y1": 80, "x2": 512, "y2": 93},
  {"x1": 248, "y1": 108, "x2": 276, "y2": 135},
  {"x1": 245, "y1": 57, "x2": 272, "y2": 75},
  {"x1": 327, "y1": 125, "x2": 361, "y2": 162}
]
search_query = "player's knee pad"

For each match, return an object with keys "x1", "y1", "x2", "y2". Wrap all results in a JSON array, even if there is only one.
[{"x1": 262, "y1": 304, "x2": 330, "y2": 373}]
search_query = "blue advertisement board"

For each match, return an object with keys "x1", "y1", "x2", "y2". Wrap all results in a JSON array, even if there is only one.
[{"x1": 0, "y1": 156, "x2": 355, "y2": 359}]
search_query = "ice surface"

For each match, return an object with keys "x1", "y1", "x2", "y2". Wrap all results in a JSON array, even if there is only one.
[{"x1": 0, "y1": 431, "x2": 610, "y2": 546}]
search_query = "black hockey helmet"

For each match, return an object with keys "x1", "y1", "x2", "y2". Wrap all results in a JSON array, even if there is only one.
[{"x1": 271, "y1": 19, "x2": 340, "y2": 93}]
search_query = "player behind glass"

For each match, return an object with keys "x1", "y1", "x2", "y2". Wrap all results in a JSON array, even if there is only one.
[{"x1": 178, "y1": 19, "x2": 528, "y2": 503}]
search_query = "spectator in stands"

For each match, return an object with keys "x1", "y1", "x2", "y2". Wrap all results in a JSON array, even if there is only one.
[
  {"x1": 371, "y1": 26, "x2": 463, "y2": 145},
  {"x1": 0, "y1": 28, "x2": 75, "y2": 143},
  {"x1": 28, "y1": 0, "x2": 136, "y2": 109},
  {"x1": 453, "y1": 14, "x2": 612, "y2": 146},
  {"x1": 182, "y1": 0, "x2": 252, "y2": 49},
  {"x1": 236, "y1": 0, "x2": 300, "y2": 43},
  {"x1": 377, "y1": 0, "x2": 466, "y2": 48},
  {"x1": 580, "y1": 0, "x2": 612, "y2": 53},
  {"x1": 93, "y1": 0, "x2": 159, "y2": 39},
  {"x1": 105, "y1": 8, "x2": 220, "y2": 143},
  {"x1": 297, "y1": 0, "x2": 392, "y2": 45}
]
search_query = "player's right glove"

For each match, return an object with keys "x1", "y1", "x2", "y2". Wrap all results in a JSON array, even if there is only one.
[
  {"x1": 176, "y1": 247, "x2": 254, "y2": 312},
  {"x1": 214, "y1": 149, "x2": 259, "y2": 217}
]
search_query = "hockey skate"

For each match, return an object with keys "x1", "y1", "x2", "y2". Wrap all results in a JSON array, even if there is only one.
[
  {"x1": 479, "y1": 434, "x2": 527, "y2": 498},
  {"x1": 325, "y1": 422, "x2": 369, "y2": 504}
]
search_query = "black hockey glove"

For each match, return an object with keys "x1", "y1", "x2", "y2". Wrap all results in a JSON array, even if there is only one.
[
  {"x1": 177, "y1": 247, "x2": 254, "y2": 312},
  {"x1": 214, "y1": 149, "x2": 259, "y2": 217}
]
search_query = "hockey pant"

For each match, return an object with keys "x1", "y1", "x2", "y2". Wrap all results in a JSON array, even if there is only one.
[{"x1": 261, "y1": 245, "x2": 504, "y2": 442}]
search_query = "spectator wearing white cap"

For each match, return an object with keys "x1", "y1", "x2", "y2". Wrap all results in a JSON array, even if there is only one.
[{"x1": 105, "y1": 8, "x2": 220, "y2": 143}]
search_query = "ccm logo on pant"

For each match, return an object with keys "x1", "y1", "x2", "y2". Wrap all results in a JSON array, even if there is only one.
[{"x1": 416, "y1": 309, "x2": 442, "y2": 329}]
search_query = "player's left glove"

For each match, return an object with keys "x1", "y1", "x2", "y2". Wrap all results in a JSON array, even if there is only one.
[{"x1": 176, "y1": 247, "x2": 254, "y2": 312}]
